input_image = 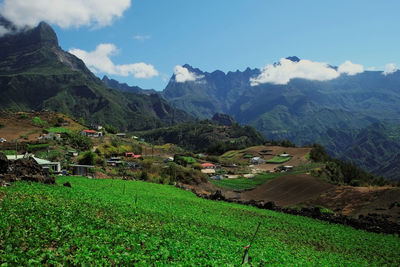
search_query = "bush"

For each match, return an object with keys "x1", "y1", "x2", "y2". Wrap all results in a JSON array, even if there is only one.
[
  {"x1": 78, "y1": 151, "x2": 96, "y2": 165},
  {"x1": 32, "y1": 116, "x2": 46, "y2": 127}
]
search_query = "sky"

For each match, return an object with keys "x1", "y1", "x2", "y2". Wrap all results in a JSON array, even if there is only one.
[{"x1": 1, "y1": 0, "x2": 400, "y2": 90}]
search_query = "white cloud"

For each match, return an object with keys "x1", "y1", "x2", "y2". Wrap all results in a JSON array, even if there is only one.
[
  {"x1": 383, "y1": 63, "x2": 398, "y2": 76},
  {"x1": 0, "y1": 0, "x2": 130, "y2": 29},
  {"x1": 337, "y1": 60, "x2": 364, "y2": 76},
  {"x1": 0, "y1": 25, "x2": 10, "y2": 36},
  {"x1": 133, "y1": 35, "x2": 151, "y2": 41},
  {"x1": 250, "y1": 58, "x2": 339, "y2": 86},
  {"x1": 174, "y1": 65, "x2": 204, "y2": 83},
  {"x1": 250, "y1": 58, "x2": 365, "y2": 86},
  {"x1": 69, "y1": 43, "x2": 158, "y2": 79}
]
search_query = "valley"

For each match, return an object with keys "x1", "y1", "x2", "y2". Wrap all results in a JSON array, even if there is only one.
[{"x1": 1, "y1": 13, "x2": 400, "y2": 266}]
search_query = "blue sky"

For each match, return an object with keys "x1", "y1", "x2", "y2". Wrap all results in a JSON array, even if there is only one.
[{"x1": 1, "y1": 0, "x2": 400, "y2": 90}]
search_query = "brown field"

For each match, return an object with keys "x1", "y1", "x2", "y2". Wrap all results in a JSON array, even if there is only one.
[
  {"x1": 240, "y1": 174, "x2": 335, "y2": 206},
  {"x1": 0, "y1": 111, "x2": 83, "y2": 142}
]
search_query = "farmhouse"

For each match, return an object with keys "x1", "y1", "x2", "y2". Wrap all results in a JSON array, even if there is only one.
[
  {"x1": 80, "y1": 130, "x2": 103, "y2": 137},
  {"x1": 201, "y1": 162, "x2": 216, "y2": 169},
  {"x1": 251, "y1": 157, "x2": 265, "y2": 164},
  {"x1": 6, "y1": 155, "x2": 61, "y2": 173},
  {"x1": 70, "y1": 164, "x2": 94, "y2": 176}
]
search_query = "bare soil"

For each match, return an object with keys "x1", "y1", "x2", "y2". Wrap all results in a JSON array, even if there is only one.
[{"x1": 240, "y1": 174, "x2": 335, "y2": 206}]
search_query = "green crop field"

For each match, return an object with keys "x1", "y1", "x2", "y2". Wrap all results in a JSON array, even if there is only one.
[
  {"x1": 46, "y1": 127, "x2": 71, "y2": 134},
  {"x1": 0, "y1": 177, "x2": 399, "y2": 265},
  {"x1": 266, "y1": 155, "x2": 292, "y2": 164}
]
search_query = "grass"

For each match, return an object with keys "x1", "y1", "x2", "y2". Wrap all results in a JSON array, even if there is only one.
[
  {"x1": 266, "y1": 155, "x2": 291, "y2": 164},
  {"x1": 0, "y1": 150, "x2": 16, "y2": 156},
  {"x1": 46, "y1": 127, "x2": 71, "y2": 134},
  {"x1": 0, "y1": 177, "x2": 398, "y2": 265}
]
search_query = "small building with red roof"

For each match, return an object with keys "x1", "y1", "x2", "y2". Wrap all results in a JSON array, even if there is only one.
[{"x1": 201, "y1": 162, "x2": 216, "y2": 169}]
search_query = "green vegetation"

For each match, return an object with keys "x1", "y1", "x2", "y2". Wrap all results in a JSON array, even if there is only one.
[
  {"x1": 0, "y1": 177, "x2": 398, "y2": 265},
  {"x1": 0, "y1": 150, "x2": 16, "y2": 156},
  {"x1": 266, "y1": 155, "x2": 291, "y2": 164},
  {"x1": 65, "y1": 132, "x2": 92, "y2": 151},
  {"x1": 45, "y1": 127, "x2": 71, "y2": 134},
  {"x1": 27, "y1": 143, "x2": 50, "y2": 152},
  {"x1": 32, "y1": 116, "x2": 46, "y2": 126},
  {"x1": 309, "y1": 144, "x2": 388, "y2": 186},
  {"x1": 140, "y1": 121, "x2": 265, "y2": 155}
]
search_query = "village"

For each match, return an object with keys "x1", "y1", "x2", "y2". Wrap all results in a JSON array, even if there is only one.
[{"x1": 0, "y1": 112, "x2": 311, "y2": 184}]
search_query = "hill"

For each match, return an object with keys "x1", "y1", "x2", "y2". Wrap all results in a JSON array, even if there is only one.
[
  {"x1": 138, "y1": 119, "x2": 266, "y2": 154},
  {"x1": 0, "y1": 21, "x2": 192, "y2": 132},
  {"x1": 0, "y1": 177, "x2": 398, "y2": 265}
]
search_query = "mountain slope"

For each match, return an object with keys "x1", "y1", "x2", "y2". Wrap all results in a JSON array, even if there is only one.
[{"x1": 0, "y1": 21, "x2": 192, "y2": 131}]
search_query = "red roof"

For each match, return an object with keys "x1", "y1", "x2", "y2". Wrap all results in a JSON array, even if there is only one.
[
  {"x1": 133, "y1": 155, "x2": 142, "y2": 158},
  {"x1": 201, "y1": 163, "x2": 216, "y2": 168},
  {"x1": 83, "y1": 130, "x2": 97, "y2": 133}
]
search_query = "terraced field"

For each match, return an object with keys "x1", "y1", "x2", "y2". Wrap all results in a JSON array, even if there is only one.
[{"x1": 0, "y1": 177, "x2": 399, "y2": 265}]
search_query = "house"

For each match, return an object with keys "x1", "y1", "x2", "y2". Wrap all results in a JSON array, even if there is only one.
[
  {"x1": 283, "y1": 165, "x2": 293, "y2": 171},
  {"x1": 91, "y1": 124, "x2": 103, "y2": 130},
  {"x1": 68, "y1": 150, "x2": 78, "y2": 157},
  {"x1": 125, "y1": 152, "x2": 142, "y2": 159},
  {"x1": 201, "y1": 168, "x2": 216, "y2": 175},
  {"x1": 251, "y1": 157, "x2": 265, "y2": 164},
  {"x1": 70, "y1": 164, "x2": 94, "y2": 176},
  {"x1": 80, "y1": 130, "x2": 103, "y2": 138},
  {"x1": 116, "y1": 133, "x2": 126, "y2": 138},
  {"x1": 201, "y1": 163, "x2": 216, "y2": 169},
  {"x1": 34, "y1": 157, "x2": 61, "y2": 173},
  {"x1": 38, "y1": 132, "x2": 61, "y2": 141},
  {"x1": 6, "y1": 155, "x2": 61, "y2": 173},
  {"x1": 107, "y1": 157, "x2": 124, "y2": 166}
]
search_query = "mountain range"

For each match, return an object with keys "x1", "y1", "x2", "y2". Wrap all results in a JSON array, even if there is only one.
[
  {"x1": 162, "y1": 61, "x2": 400, "y2": 179},
  {"x1": 1, "y1": 20, "x2": 400, "y2": 179}
]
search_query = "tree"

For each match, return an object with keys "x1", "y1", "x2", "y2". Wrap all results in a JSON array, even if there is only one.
[{"x1": 78, "y1": 151, "x2": 96, "y2": 165}]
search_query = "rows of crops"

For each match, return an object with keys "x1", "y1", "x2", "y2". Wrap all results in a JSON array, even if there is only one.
[
  {"x1": 0, "y1": 177, "x2": 399, "y2": 265},
  {"x1": 266, "y1": 156, "x2": 291, "y2": 163}
]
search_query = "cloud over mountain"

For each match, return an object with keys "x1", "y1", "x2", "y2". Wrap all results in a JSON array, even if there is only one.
[
  {"x1": 337, "y1": 60, "x2": 364, "y2": 76},
  {"x1": 0, "y1": 0, "x2": 130, "y2": 29},
  {"x1": 250, "y1": 58, "x2": 365, "y2": 86},
  {"x1": 69, "y1": 43, "x2": 158, "y2": 79},
  {"x1": 383, "y1": 63, "x2": 398, "y2": 76},
  {"x1": 174, "y1": 65, "x2": 204, "y2": 83}
]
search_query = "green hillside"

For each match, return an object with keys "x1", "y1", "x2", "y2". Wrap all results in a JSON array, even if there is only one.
[
  {"x1": 139, "y1": 120, "x2": 266, "y2": 154},
  {"x1": 0, "y1": 177, "x2": 398, "y2": 265}
]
